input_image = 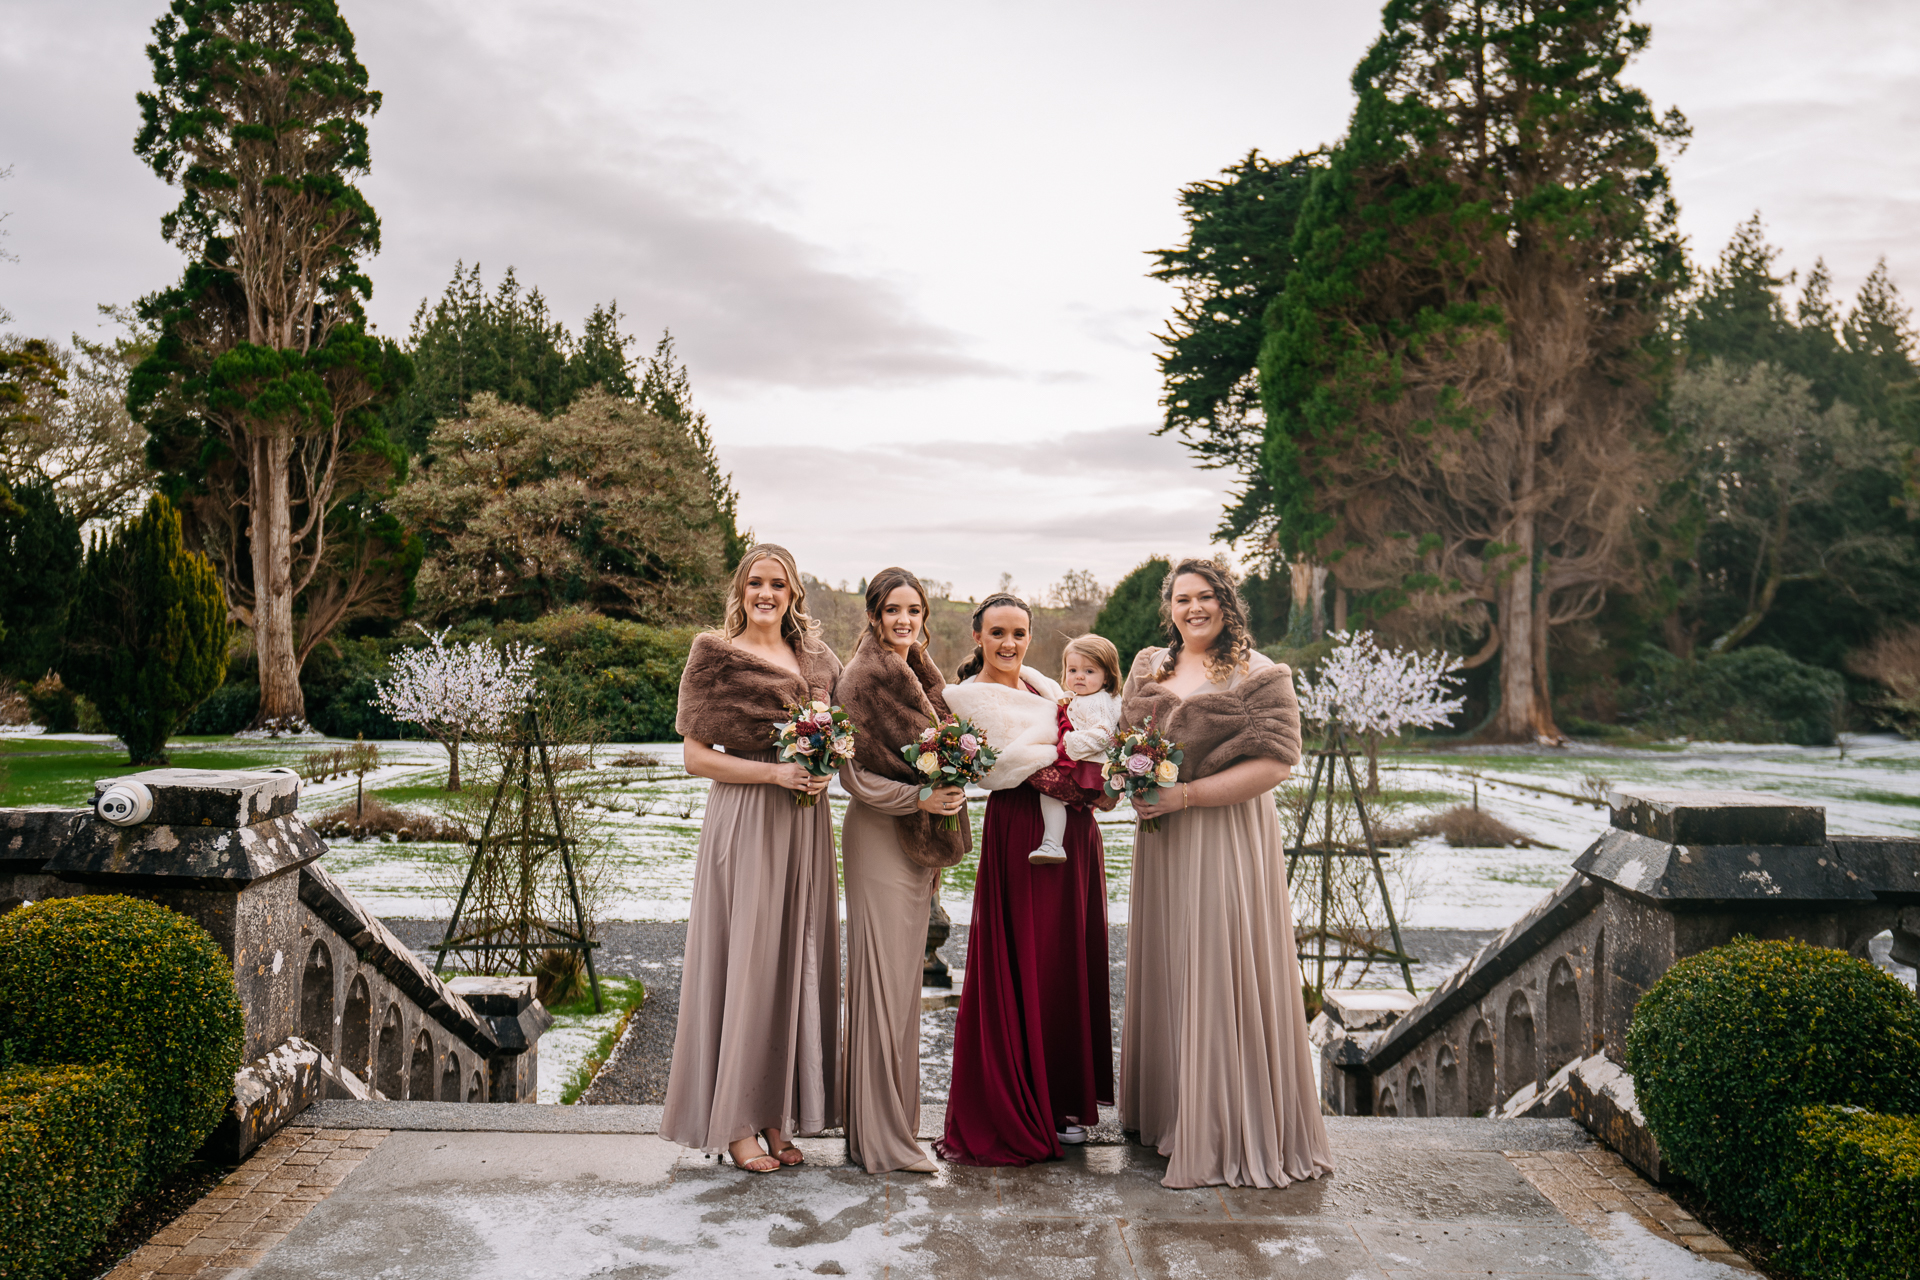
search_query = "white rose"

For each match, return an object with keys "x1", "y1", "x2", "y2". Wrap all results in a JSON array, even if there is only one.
[
  {"x1": 917, "y1": 753, "x2": 939, "y2": 776},
  {"x1": 1155, "y1": 759, "x2": 1179, "y2": 785}
]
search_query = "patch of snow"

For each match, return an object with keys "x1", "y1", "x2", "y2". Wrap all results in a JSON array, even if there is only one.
[{"x1": 1593, "y1": 1212, "x2": 1750, "y2": 1278}]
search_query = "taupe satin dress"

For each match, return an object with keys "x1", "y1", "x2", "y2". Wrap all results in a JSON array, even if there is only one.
[
  {"x1": 659, "y1": 748, "x2": 842, "y2": 1151},
  {"x1": 838, "y1": 761, "x2": 940, "y2": 1173},
  {"x1": 1120, "y1": 651, "x2": 1334, "y2": 1188}
]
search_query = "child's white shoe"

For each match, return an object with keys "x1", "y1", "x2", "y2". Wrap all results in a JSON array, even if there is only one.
[{"x1": 1028, "y1": 840, "x2": 1067, "y2": 865}]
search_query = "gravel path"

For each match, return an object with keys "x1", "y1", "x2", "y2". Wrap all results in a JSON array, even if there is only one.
[{"x1": 381, "y1": 917, "x2": 1495, "y2": 1107}]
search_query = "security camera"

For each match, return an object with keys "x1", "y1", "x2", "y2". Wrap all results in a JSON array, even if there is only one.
[{"x1": 97, "y1": 781, "x2": 155, "y2": 826}]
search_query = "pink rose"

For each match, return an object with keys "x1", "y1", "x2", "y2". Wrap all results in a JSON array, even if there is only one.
[
  {"x1": 959, "y1": 733, "x2": 979, "y2": 755},
  {"x1": 1127, "y1": 752, "x2": 1153, "y2": 775},
  {"x1": 921, "y1": 727, "x2": 938, "y2": 745}
]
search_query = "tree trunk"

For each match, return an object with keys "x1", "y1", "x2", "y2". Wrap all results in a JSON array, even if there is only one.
[
  {"x1": 1487, "y1": 517, "x2": 1560, "y2": 742},
  {"x1": 445, "y1": 732, "x2": 462, "y2": 792},
  {"x1": 1287, "y1": 559, "x2": 1315, "y2": 644},
  {"x1": 1310, "y1": 564, "x2": 1329, "y2": 640},
  {"x1": 1334, "y1": 585, "x2": 1350, "y2": 635},
  {"x1": 250, "y1": 434, "x2": 307, "y2": 727}
]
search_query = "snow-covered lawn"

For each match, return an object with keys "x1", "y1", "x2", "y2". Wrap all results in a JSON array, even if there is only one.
[{"x1": 305, "y1": 734, "x2": 1918, "y2": 932}]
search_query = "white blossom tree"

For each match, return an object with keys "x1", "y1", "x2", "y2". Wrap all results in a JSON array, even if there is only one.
[
  {"x1": 1295, "y1": 631, "x2": 1467, "y2": 792},
  {"x1": 372, "y1": 626, "x2": 542, "y2": 790}
]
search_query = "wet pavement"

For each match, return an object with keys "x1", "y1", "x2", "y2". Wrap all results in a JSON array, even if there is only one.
[{"x1": 219, "y1": 1106, "x2": 1744, "y2": 1279}]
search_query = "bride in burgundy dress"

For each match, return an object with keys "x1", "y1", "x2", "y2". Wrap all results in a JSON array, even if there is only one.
[{"x1": 935, "y1": 593, "x2": 1112, "y2": 1165}]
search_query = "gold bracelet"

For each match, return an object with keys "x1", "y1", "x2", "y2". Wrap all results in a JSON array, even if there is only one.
[{"x1": 1183, "y1": 782, "x2": 1192, "y2": 811}]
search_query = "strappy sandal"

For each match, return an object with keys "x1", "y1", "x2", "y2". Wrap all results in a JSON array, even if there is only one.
[
  {"x1": 763, "y1": 1128, "x2": 805, "y2": 1167},
  {"x1": 726, "y1": 1137, "x2": 780, "y2": 1174}
]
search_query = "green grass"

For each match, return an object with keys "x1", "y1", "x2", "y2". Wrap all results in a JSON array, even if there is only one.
[
  {"x1": 553, "y1": 976, "x2": 647, "y2": 1105},
  {"x1": 1850, "y1": 789, "x2": 1920, "y2": 808},
  {"x1": 0, "y1": 738, "x2": 307, "y2": 806}
]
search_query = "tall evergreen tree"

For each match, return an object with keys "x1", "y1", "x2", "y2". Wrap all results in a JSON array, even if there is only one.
[
  {"x1": 130, "y1": 0, "x2": 410, "y2": 729},
  {"x1": 1150, "y1": 150, "x2": 1328, "y2": 545},
  {"x1": 638, "y1": 332, "x2": 747, "y2": 570},
  {"x1": 65, "y1": 495, "x2": 230, "y2": 764},
  {"x1": 1093, "y1": 556, "x2": 1173, "y2": 674},
  {"x1": 0, "y1": 478, "x2": 84, "y2": 679},
  {"x1": 1259, "y1": 0, "x2": 1689, "y2": 741}
]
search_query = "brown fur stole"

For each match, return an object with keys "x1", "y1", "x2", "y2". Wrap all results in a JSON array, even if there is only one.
[
  {"x1": 834, "y1": 633, "x2": 971, "y2": 868},
  {"x1": 674, "y1": 631, "x2": 843, "y2": 753},
  {"x1": 1120, "y1": 648, "x2": 1302, "y2": 781}
]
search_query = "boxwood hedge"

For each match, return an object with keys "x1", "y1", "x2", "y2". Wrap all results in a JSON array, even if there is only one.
[
  {"x1": 1776, "y1": 1106, "x2": 1920, "y2": 1280},
  {"x1": 0, "y1": 1063, "x2": 143, "y2": 1280},
  {"x1": 0, "y1": 896, "x2": 244, "y2": 1188},
  {"x1": 1625, "y1": 936, "x2": 1920, "y2": 1227}
]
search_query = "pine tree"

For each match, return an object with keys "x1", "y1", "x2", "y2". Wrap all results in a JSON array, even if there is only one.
[
  {"x1": 1259, "y1": 0, "x2": 1689, "y2": 741},
  {"x1": 65, "y1": 495, "x2": 230, "y2": 764},
  {"x1": 638, "y1": 332, "x2": 748, "y2": 570},
  {"x1": 130, "y1": 0, "x2": 408, "y2": 730},
  {"x1": 0, "y1": 478, "x2": 84, "y2": 679},
  {"x1": 1093, "y1": 557, "x2": 1173, "y2": 675}
]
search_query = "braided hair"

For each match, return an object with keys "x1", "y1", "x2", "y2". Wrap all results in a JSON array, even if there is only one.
[{"x1": 954, "y1": 592, "x2": 1032, "y2": 681}]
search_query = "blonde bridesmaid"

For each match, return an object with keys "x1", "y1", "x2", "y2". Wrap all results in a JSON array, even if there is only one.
[{"x1": 662, "y1": 544, "x2": 843, "y2": 1173}]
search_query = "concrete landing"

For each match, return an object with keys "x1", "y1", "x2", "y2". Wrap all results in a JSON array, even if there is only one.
[{"x1": 141, "y1": 1113, "x2": 1753, "y2": 1280}]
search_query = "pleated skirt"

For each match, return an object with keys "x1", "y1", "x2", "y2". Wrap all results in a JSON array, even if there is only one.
[
  {"x1": 1121, "y1": 792, "x2": 1335, "y2": 1188},
  {"x1": 660, "y1": 758, "x2": 841, "y2": 1150}
]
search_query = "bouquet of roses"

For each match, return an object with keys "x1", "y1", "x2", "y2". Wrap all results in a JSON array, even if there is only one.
[
  {"x1": 901, "y1": 715, "x2": 997, "y2": 829},
  {"x1": 773, "y1": 700, "x2": 858, "y2": 807},
  {"x1": 1104, "y1": 716, "x2": 1185, "y2": 833}
]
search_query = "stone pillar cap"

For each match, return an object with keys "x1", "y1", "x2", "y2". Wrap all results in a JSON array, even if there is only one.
[
  {"x1": 91, "y1": 767, "x2": 301, "y2": 829},
  {"x1": 1608, "y1": 787, "x2": 1825, "y2": 847},
  {"x1": 1323, "y1": 987, "x2": 1418, "y2": 1031}
]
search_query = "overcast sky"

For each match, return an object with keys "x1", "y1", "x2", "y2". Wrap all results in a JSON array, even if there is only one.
[{"x1": 3, "y1": 1, "x2": 1915, "y2": 600}]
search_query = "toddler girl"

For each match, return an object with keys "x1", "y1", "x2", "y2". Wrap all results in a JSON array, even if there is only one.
[{"x1": 1031, "y1": 634, "x2": 1123, "y2": 864}]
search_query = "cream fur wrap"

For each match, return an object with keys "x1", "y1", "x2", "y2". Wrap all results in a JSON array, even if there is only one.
[{"x1": 940, "y1": 667, "x2": 1067, "y2": 791}]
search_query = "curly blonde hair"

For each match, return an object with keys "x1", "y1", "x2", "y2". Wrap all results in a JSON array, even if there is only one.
[
  {"x1": 720, "y1": 543, "x2": 823, "y2": 650},
  {"x1": 1151, "y1": 557, "x2": 1253, "y2": 685}
]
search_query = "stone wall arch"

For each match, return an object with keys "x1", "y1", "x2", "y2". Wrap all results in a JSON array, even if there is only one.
[
  {"x1": 1407, "y1": 1067, "x2": 1428, "y2": 1117},
  {"x1": 1544, "y1": 957, "x2": 1582, "y2": 1074},
  {"x1": 409, "y1": 1031, "x2": 434, "y2": 1100},
  {"x1": 1437, "y1": 1045, "x2": 1460, "y2": 1113},
  {"x1": 1467, "y1": 1020, "x2": 1495, "y2": 1115},
  {"x1": 377, "y1": 1004, "x2": 404, "y2": 1098},
  {"x1": 1378, "y1": 1085, "x2": 1399, "y2": 1117},
  {"x1": 342, "y1": 975, "x2": 372, "y2": 1078},
  {"x1": 300, "y1": 941, "x2": 334, "y2": 1056},
  {"x1": 1504, "y1": 991, "x2": 1536, "y2": 1095}
]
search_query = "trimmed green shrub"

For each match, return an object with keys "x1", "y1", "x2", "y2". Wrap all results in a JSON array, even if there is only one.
[
  {"x1": 1626, "y1": 937, "x2": 1920, "y2": 1226},
  {"x1": 181, "y1": 679, "x2": 259, "y2": 735},
  {"x1": 1776, "y1": 1106, "x2": 1920, "y2": 1280},
  {"x1": 0, "y1": 1063, "x2": 144, "y2": 1280},
  {"x1": 494, "y1": 610, "x2": 698, "y2": 742},
  {"x1": 1093, "y1": 556, "x2": 1172, "y2": 675},
  {"x1": 1630, "y1": 644, "x2": 1846, "y2": 745},
  {"x1": 0, "y1": 896, "x2": 244, "y2": 1188}
]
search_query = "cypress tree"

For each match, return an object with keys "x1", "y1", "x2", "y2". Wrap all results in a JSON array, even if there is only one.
[
  {"x1": 0, "y1": 478, "x2": 84, "y2": 679},
  {"x1": 65, "y1": 495, "x2": 230, "y2": 764},
  {"x1": 1093, "y1": 556, "x2": 1173, "y2": 675}
]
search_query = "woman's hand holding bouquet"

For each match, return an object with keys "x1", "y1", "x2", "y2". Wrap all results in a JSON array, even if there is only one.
[
  {"x1": 773, "y1": 700, "x2": 858, "y2": 807},
  {"x1": 901, "y1": 716, "x2": 998, "y2": 830},
  {"x1": 1105, "y1": 717, "x2": 1184, "y2": 833}
]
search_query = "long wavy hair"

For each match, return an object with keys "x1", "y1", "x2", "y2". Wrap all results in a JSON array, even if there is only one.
[
  {"x1": 1151, "y1": 557, "x2": 1253, "y2": 684},
  {"x1": 719, "y1": 543, "x2": 822, "y2": 650},
  {"x1": 954, "y1": 592, "x2": 1032, "y2": 681},
  {"x1": 862, "y1": 566, "x2": 931, "y2": 651}
]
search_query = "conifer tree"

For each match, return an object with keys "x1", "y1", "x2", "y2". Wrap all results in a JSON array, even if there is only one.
[
  {"x1": 0, "y1": 478, "x2": 84, "y2": 679},
  {"x1": 1093, "y1": 556, "x2": 1173, "y2": 674},
  {"x1": 638, "y1": 332, "x2": 748, "y2": 570},
  {"x1": 65, "y1": 495, "x2": 230, "y2": 764},
  {"x1": 130, "y1": 0, "x2": 409, "y2": 730},
  {"x1": 1260, "y1": 0, "x2": 1689, "y2": 741}
]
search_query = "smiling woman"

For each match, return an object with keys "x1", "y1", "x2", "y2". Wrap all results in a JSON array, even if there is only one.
[{"x1": 662, "y1": 544, "x2": 844, "y2": 1174}]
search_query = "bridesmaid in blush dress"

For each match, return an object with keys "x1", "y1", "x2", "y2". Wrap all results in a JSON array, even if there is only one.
[
  {"x1": 935, "y1": 593, "x2": 1113, "y2": 1166},
  {"x1": 661, "y1": 544, "x2": 843, "y2": 1174},
  {"x1": 1119, "y1": 557, "x2": 1333, "y2": 1189}
]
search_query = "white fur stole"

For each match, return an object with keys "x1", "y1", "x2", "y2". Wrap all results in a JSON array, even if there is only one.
[{"x1": 941, "y1": 667, "x2": 1065, "y2": 791}]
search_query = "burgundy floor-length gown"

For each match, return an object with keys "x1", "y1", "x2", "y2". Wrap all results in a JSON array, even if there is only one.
[{"x1": 937, "y1": 783, "x2": 1112, "y2": 1166}]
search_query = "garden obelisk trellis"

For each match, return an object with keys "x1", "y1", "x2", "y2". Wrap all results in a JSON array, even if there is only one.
[
  {"x1": 1285, "y1": 712, "x2": 1418, "y2": 995},
  {"x1": 434, "y1": 709, "x2": 602, "y2": 1012}
]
